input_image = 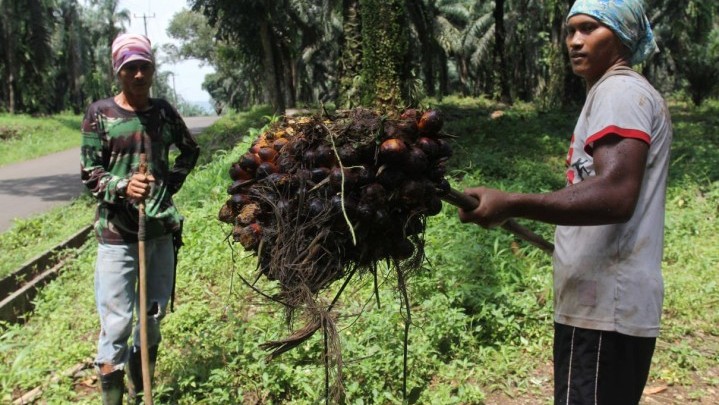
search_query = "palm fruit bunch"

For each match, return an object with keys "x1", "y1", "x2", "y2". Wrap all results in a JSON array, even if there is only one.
[
  {"x1": 219, "y1": 107, "x2": 452, "y2": 292},
  {"x1": 218, "y1": 107, "x2": 453, "y2": 369}
]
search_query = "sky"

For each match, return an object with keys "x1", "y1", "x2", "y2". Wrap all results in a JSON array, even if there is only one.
[{"x1": 117, "y1": 0, "x2": 215, "y2": 103}]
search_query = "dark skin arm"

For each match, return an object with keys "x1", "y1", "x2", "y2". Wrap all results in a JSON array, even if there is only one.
[{"x1": 458, "y1": 135, "x2": 649, "y2": 228}]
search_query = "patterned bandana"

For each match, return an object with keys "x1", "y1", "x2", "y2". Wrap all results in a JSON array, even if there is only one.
[
  {"x1": 111, "y1": 33, "x2": 154, "y2": 74},
  {"x1": 567, "y1": 0, "x2": 658, "y2": 65}
]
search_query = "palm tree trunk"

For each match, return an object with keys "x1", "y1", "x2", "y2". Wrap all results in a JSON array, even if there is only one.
[
  {"x1": 405, "y1": 0, "x2": 435, "y2": 97},
  {"x1": 359, "y1": 0, "x2": 408, "y2": 110},
  {"x1": 260, "y1": 20, "x2": 285, "y2": 113},
  {"x1": 338, "y1": 0, "x2": 362, "y2": 108},
  {"x1": 493, "y1": 0, "x2": 511, "y2": 103},
  {"x1": 1, "y1": 0, "x2": 17, "y2": 113}
]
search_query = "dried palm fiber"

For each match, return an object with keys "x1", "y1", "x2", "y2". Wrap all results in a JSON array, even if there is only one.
[{"x1": 218, "y1": 107, "x2": 452, "y2": 397}]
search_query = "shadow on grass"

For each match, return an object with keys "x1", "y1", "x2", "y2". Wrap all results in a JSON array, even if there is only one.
[{"x1": 51, "y1": 115, "x2": 83, "y2": 133}]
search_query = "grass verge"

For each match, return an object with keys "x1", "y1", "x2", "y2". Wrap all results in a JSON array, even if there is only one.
[
  {"x1": 0, "y1": 113, "x2": 82, "y2": 167},
  {"x1": 0, "y1": 98, "x2": 717, "y2": 404}
]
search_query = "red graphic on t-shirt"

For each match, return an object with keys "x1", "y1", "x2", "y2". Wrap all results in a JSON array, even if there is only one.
[{"x1": 566, "y1": 134, "x2": 575, "y2": 184}]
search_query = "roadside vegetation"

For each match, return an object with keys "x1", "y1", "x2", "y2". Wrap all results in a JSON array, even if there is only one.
[
  {"x1": 0, "y1": 196, "x2": 94, "y2": 280},
  {"x1": 0, "y1": 97, "x2": 717, "y2": 404},
  {"x1": 0, "y1": 114, "x2": 82, "y2": 167}
]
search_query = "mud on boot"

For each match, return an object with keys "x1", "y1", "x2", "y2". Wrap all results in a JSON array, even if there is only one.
[{"x1": 99, "y1": 369, "x2": 125, "y2": 405}]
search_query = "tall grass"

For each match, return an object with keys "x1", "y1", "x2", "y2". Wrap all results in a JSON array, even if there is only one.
[{"x1": 0, "y1": 98, "x2": 717, "y2": 404}]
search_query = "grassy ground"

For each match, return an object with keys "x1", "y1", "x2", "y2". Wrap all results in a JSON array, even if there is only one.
[
  {"x1": 0, "y1": 97, "x2": 717, "y2": 404},
  {"x1": 0, "y1": 196, "x2": 95, "y2": 280},
  {"x1": 0, "y1": 113, "x2": 82, "y2": 167}
]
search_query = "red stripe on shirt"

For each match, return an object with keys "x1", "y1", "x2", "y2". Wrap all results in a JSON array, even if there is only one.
[{"x1": 584, "y1": 125, "x2": 650, "y2": 155}]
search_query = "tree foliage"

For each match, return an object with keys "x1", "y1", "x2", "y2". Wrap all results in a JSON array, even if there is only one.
[{"x1": 0, "y1": 1, "x2": 717, "y2": 114}]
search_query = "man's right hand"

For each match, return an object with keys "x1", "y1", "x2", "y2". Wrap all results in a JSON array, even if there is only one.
[
  {"x1": 457, "y1": 187, "x2": 513, "y2": 229},
  {"x1": 125, "y1": 172, "x2": 155, "y2": 201}
]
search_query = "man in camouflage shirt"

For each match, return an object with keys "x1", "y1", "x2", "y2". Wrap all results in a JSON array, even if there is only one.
[{"x1": 81, "y1": 33, "x2": 199, "y2": 405}]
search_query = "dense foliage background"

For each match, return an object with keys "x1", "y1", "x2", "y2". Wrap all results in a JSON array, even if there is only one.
[{"x1": 1, "y1": 1, "x2": 718, "y2": 115}]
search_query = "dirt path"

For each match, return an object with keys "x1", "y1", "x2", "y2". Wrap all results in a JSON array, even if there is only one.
[{"x1": 483, "y1": 364, "x2": 719, "y2": 404}]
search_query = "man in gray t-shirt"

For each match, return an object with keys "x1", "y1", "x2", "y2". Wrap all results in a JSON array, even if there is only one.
[{"x1": 458, "y1": 1, "x2": 672, "y2": 403}]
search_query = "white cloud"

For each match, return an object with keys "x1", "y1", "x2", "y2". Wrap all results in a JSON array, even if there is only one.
[{"x1": 118, "y1": 0, "x2": 215, "y2": 103}]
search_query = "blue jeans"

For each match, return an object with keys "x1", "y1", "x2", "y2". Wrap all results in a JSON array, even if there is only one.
[{"x1": 94, "y1": 234, "x2": 174, "y2": 370}]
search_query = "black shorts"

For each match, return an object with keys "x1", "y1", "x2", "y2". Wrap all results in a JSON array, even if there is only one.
[{"x1": 554, "y1": 322, "x2": 656, "y2": 405}]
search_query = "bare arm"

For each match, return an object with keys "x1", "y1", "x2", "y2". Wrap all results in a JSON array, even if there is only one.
[{"x1": 458, "y1": 135, "x2": 649, "y2": 228}]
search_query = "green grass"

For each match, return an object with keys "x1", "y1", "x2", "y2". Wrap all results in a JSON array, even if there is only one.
[
  {"x1": 0, "y1": 98, "x2": 717, "y2": 404},
  {"x1": 0, "y1": 113, "x2": 82, "y2": 167},
  {"x1": 0, "y1": 195, "x2": 94, "y2": 280}
]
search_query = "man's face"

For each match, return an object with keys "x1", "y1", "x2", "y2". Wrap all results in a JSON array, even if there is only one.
[
  {"x1": 118, "y1": 60, "x2": 154, "y2": 97},
  {"x1": 565, "y1": 14, "x2": 628, "y2": 84}
]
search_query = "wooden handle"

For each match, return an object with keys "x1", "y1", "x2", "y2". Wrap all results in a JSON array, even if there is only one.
[
  {"x1": 440, "y1": 188, "x2": 555, "y2": 255},
  {"x1": 137, "y1": 152, "x2": 153, "y2": 404}
]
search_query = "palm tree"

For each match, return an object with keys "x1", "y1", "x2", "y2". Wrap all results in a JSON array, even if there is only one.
[
  {"x1": 52, "y1": 0, "x2": 85, "y2": 112},
  {"x1": 0, "y1": 0, "x2": 54, "y2": 113},
  {"x1": 359, "y1": 0, "x2": 410, "y2": 109},
  {"x1": 405, "y1": 0, "x2": 471, "y2": 98},
  {"x1": 81, "y1": 0, "x2": 131, "y2": 103}
]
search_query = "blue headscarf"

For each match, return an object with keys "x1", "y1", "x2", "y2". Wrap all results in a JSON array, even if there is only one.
[{"x1": 567, "y1": 0, "x2": 658, "y2": 65}]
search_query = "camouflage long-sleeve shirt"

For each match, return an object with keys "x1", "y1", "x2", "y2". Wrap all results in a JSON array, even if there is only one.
[{"x1": 81, "y1": 97, "x2": 200, "y2": 244}]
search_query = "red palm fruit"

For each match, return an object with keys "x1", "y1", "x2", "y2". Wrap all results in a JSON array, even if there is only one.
[
  {"x1": 377, "y1": 168, "x2": 406, "y2": 189},
  {"x1": 311, "y1": 167, "x2": 330, "y2": 183},
  {"x1": 428, "y1": 159, "x2": 448, "y2": 182},
  {"x1": 416, "y1": 137, "x2": 439, "y2": 159},
  {"x1": 329, "y1": 167, "x2": 359, "y2": 190},
  {"x1": 418, "y1": 110, "x2": 443, "y2": 135},
  {"x1": 218, "y1": 202, "x2": 236, "y2": 223},
  {"x1": 360, "y1": 182, "x2": 386, "y2": 207},
  {"x1": 258, "y1": 147, "x2": 278, "y2": 162},
  {"x1": 273, "y1": 137, "x2": 289, "y2": 151},
  {"x1": 315, "y1": 144, "x2": 336, "y2": 167},
  {"x1": 238, "y1": 203, "x2": 261, "y2": 225},
  {"x1": 227, "y1": 179, "x2": 252, "y2": 195},
  {"x1": 230, "y1": 193, "x2": 251, "y2": 208},
  {"x1": 337, "y1": 144, "x2": 359, "y2": 166},
  {"x1": 406, "y1": 146, "x2": 428, "y2": 173},
  {"x1": 436, "y1": 138, "x2": 453, "y2": 159},
  {"x1": 239, "y1": 152, "x2": 261, "y2": 171},
  {"x1": 229, "y1": 163, "x2": 253, "y2": 181},
  {"x1": 255, "y1": 161, "x2": 278, "y2": 179},
  {"x1": 356, "y1": 165, "x2": 375, "y2": 185},
  {"x1": 307, "y1": 198, "x2": 326, "y2": 217},
  {"x1": 424, "y1": 196, "x2": 443, "y2": 216},
  {"x1": 303, "y1": 149, "x2": 317, "y2": 166},
  {"x1": 400, "y1": 180, "x2": 425, "y2": 207},
  {"x1": 379, "y1": 138, "x2": 408, "y2": 165},
  {"x1": 235, "y1": 223, "x2": 262, "y2": 250},
  {"x1": 396, "y1": 119, "x2": 419, "y2": 141},
  {"x1": 249, "y1": 139, "x2": 270, "y2": 154}
]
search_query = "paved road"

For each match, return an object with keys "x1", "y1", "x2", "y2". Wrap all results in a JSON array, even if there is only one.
[{"x1": 0, "y1": 116, "x2": 218, "y2": 234}]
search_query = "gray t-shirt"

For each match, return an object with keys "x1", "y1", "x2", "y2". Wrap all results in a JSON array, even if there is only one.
[{"x1": 553, "y1": 67, "x2": 673, "y2": 338}]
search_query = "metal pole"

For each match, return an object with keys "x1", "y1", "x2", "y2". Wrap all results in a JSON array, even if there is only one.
[
  {"x1": 133, "y1": 12, "x2": 156, "y2": 98},
  {"x1": 137, "y1": 153, "x2": 154, "y2": 405},
  {"x1": 167, "y1": 72, "x2": 178, "y2": 106}
]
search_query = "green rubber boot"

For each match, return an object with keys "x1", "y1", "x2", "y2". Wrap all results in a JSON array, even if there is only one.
[
  {"x1": 127, "y1": 345, "x2": 158, "y2": 404},
  {"x1": 99, "y1": 369, "x2": 125, "y2": 405}
]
